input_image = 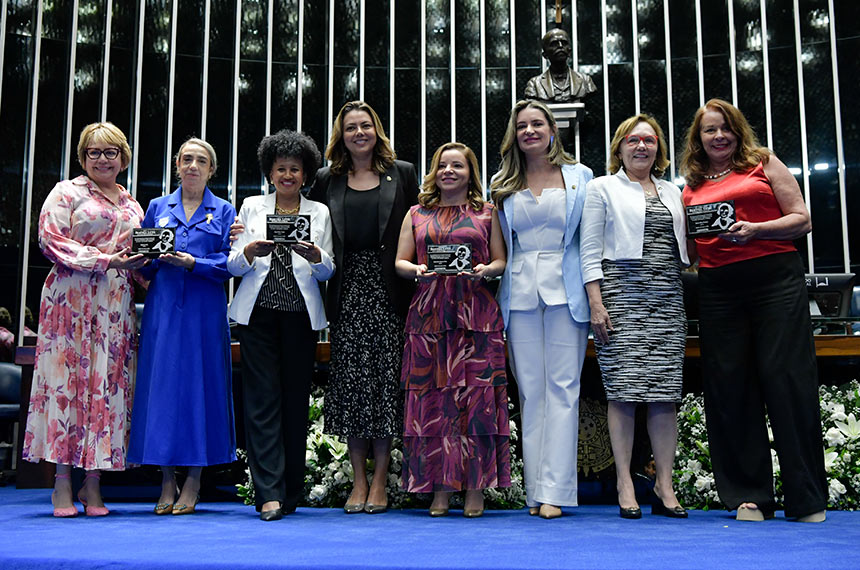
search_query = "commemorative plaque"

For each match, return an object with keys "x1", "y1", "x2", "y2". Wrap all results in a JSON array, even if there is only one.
[
  {"x1": 426, "y1": 244, "x2": 472, "y2": 274},
  {"x1": 132, "y1": 227, "x2": 175, "y2": 256},
  {"x1": 685, "y1": 200, "x2": 736, "y2": 236},
  {"x1": 266, "y1": 214, "x2": 312, "y2": 244}
]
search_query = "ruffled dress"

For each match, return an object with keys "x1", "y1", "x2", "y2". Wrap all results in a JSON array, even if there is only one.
[{"x1": 401, "y1": 203, "x2": 511, "y2": 492}]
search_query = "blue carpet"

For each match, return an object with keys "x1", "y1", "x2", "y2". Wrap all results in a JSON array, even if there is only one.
[{"x1": 0, "y1": 487, "x2": 858, "y2": 569}]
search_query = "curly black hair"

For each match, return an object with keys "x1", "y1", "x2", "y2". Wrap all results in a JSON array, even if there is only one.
[{"x1": 257, "y1": 129, "x2": 322, "y2": 184}]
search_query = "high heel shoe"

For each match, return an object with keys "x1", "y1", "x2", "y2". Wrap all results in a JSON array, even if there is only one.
[
  {"x1": 260, "y1": 508, "x2": 283, "y2": 521},
  {"x1": 172, "y1": 494, "x2": 200, "y2": 515},
  {"x1": 154, "y1": 484, "x2": 179, "y2": 515},
  {"x1": 52, "y1": 473, "x2": 78, "y2": 518},
  {"x1": 429, "y1": 506, "x2": 449, "y2": 517},
  {"x1": 619, "y1": 506, "x2": 642, "y2": 519},
  {"x1": 539, "y1": 504, "x2": 562, "y2": 519},
  {"x1": 528, "y1": 506, "x2": 540, "y2": 516},
  {"x1": 651, "y1": 501, "x2": 688, "y2": 518},
  {"x1": 78, "y1": 472, "x2": 109, "y2": 517},
  {"x1": 364, "y1": 502, "x2": 388, "y2": 514}
]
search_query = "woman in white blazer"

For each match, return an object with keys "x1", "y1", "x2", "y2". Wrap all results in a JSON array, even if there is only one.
[
  {"x1": 490, "y1": 100, "x2": 593, "y2": 519},
  {"x1": 228, "y1": 130, "x2": 334, "y2": 521},
  {"x1": 580, "y1": 114, "x2": 689, "y2": 519}
]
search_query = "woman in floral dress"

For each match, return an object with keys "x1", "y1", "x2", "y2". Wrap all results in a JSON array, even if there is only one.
[
  {"x1": 23, "y1": 122, "x2": 147, "y2": 517},
  {"x1": 395, "y1": 142, "x2": 509, "y2": 517}
]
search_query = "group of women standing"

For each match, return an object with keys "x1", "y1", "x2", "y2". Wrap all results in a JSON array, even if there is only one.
[{"x1": 22, "y1": 95, "x2": 827, "y2": 524}]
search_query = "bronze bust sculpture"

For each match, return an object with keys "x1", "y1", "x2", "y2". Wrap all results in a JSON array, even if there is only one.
[{"x1": 524, "y1": 28, "x2": 596, "y2": 103}]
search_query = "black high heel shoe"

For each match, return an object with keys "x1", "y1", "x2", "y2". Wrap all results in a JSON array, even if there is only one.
[
  {"x1": 619, "y1": 505, "x2": 642, "y2": 519},
  {"x1": 651, "y1": 500, "x2": 688, "y2": 518}
]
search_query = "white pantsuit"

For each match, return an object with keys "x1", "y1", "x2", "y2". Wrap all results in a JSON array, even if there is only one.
[
  {"x1": 496, "y1": 163, "x2": 593, "y2": 508},
  {"x1": 508, "y1": 305, "x2": 588, "y2": 507}
]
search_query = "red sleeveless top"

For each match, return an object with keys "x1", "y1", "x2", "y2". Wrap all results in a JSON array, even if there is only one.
[{"x1": 682, "y1": 162, "x2": 796, "y2": 268}]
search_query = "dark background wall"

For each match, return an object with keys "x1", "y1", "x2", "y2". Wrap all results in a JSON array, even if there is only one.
[{"x1": 1, "y1": 0, "x2": 858, "y2": 339}]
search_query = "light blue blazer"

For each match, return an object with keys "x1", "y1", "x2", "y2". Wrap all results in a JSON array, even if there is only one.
[{"x1": 496, "y1": 162, "x2": 594, "y2": 328}]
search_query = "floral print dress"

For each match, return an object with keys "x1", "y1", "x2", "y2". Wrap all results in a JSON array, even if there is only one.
[
  {"x1": 23, "y1": 175, "x2": 143, "y2": 470},
  {"x1": 401, "y1": 203, "x2": 511, "y2": 492}
]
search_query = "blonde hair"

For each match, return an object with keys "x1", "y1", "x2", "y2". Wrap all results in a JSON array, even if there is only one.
[
  {"x1": 77, "y1": 122, "x2": 132, "y2": 170},
  {"x1": 174, "y1": 137, "x2": 218, "y2": 180},
  {"x1": 608, "y1": 114, "x2": 670, "y2": 176},
  {"x1": 418, "y1": 142, "x2": 484, "y2": 211},
  {"x1": 325, "y1": 101, "x2": 396, "y2": 176},
  {"x1": 490, "y1": 100, "x2": 575, "y2": 205},
  {"x1": 679, "y1": 98, "x2": 770, "y2": 188}
]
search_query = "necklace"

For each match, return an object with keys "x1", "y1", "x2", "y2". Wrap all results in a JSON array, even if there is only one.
[
  {"x1": 275, "y1": 203, "x2": 300, "y2": 215},
  {"x1": 704, "y1": 167, "x2": 732, "y2": 180}
]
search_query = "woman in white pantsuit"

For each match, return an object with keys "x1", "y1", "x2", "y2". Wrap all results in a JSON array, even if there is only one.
[{"x1": 491, "y1": 100, "x2": 593, "y2": 519}]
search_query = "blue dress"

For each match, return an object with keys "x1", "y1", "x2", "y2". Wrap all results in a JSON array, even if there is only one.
[{"x1": 128, "y1": 187, "x2": 237, "y2": 466}]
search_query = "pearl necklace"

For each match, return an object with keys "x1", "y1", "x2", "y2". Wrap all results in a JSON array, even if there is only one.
[{"x1": 704, "y1": 167, "x2": 732, "y2": 180}]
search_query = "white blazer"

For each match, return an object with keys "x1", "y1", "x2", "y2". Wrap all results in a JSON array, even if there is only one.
[
  {"x1": 227, "y1": 193, "x2": 335, "y2": 330},
  {"x1": 580, "y1": 169, "x2": 689, "y2": 284}
]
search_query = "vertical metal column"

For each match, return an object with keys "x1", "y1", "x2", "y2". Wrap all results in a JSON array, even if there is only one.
[
  {"x1": 62, "y1": 0, "x2": 80, "y2": 180},
  {"x1": 18, "y1": 1, "x2": 44, "y2": 343},
  {"x1": 792, "y1": 0, "x2": 813, "y2": 271}
]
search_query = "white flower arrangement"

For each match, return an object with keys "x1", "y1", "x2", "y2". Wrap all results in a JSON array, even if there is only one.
[{"x1": 674, "y1": 380, "x2": 860, "y2": 510}]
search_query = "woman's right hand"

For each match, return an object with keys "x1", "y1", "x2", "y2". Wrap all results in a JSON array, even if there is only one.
[
  {"x1": 590, "y1": 301, "x2": 614, "y2": 344},
  {"x1": 108, "y1": 248, "x2": 148, "y2": 270},
  {"x1": 244, "y1": 240, "x2": 276, "y2": 263},
  {"x1": 414, "y1": 263, "x2": 436, "y2": 283}
]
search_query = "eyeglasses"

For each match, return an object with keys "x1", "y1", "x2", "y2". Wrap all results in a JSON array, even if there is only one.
[
  {"x1": 624, "y1": 135, "x2": 658, "y2": 148},
  {"x1": 85, "y1": 147, "x2": 121, "y2": 160}
]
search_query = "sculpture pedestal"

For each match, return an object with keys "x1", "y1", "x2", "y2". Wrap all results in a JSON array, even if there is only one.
[{"x1": 547, "y1": 102, "x2": 585, "y2": 161}]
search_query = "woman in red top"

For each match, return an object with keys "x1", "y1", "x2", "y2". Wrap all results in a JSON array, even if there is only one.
[{"x1": 680, "y1": 99, "x2": 826, "y2": 523}]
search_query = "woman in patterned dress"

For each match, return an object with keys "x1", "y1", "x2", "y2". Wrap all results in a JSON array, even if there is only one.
[
  {"x1": 23, "y1": 122, "x2": 148, "y2": 517},
  {"x1": 395, "y1": 143, "x2": 509, "y2": 517},
  {"x1": 580, "y1": 114, "x2": 690, "y2": 519},
  {"x1": 309, "y1": 101, "x2": 418, "y2": 514}
]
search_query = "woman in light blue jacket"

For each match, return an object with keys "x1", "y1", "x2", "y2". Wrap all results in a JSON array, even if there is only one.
[
  {"x1": 580, "y1": 114, "x2": 689, "y2": 519},
  {"x1": 491, "y1": 100, "x2": 593, "y2": 519}
]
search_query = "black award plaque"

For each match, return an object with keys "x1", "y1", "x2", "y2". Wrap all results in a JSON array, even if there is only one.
[
  {"x1": 685, "y1": 200, "x2": 736, "y2": 236},
  {"x1": 426, "y1": 244, "x2": 472, "y2": 274},
  {"x1": 132, "y1": 227, "x2": 175, "y2": 256},
  {"x1": 266, "y1": 214, "x2": 312, "y2": 244}
]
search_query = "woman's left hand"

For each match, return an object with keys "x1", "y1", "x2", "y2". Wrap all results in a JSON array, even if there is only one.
[
  {"x1": 463, "y1": 263, "x2": 494, "y2": 281},
  {"x1": 292, "y1": 240, "x2": 321, "y2": 263},
  {"x1": 719, "y1": 220, "x2": 758, "y2": 245},
  {"x1": 159, "y1": 251, "x2": 196, "y2": 270}
]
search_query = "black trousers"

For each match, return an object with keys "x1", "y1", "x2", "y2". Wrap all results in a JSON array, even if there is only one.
[
  {"x1": 238, "y1": 307, "x2": 315, "y2": 512},
  {"x1": 698, "y1": 252, "x2": 827, "y2": 518}
]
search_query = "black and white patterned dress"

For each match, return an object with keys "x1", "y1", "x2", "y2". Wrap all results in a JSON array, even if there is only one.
[
  {"x1": 323, "y1": 187, "x2": 404, "y2": 439},
  {"x1": 595, "y1": 195, "x2": 686, "y2": 402}
]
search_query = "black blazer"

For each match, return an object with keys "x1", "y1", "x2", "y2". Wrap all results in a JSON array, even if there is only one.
[{"x1": 308, "y1": 159, "x2": 419, "y2": 323}]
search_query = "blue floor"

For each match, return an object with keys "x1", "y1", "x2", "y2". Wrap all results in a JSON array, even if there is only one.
[{"x1": 0, "y1": 487, "x2": 858, "y2": 569}]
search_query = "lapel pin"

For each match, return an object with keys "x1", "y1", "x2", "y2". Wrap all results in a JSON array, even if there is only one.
[
  {"x1": 386, "y1": 176, "x2": 392, "y2": 181},
  {"x1": 206, "y1": 213, "x2": 213, "y2": 224}
]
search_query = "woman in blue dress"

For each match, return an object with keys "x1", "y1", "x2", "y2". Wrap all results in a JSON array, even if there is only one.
[{"x1": 128, "y1": 138, "x2": 237, "y2": 515}]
